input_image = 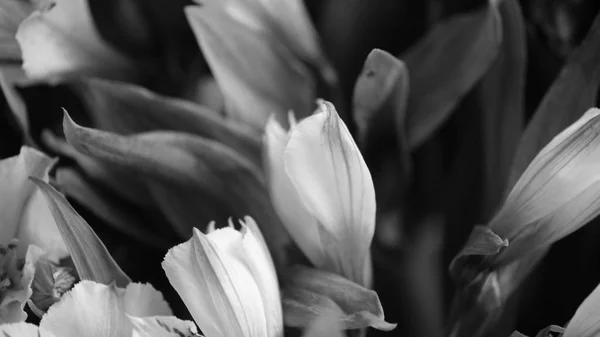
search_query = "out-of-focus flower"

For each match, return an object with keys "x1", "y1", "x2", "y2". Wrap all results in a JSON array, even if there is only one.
[
  {"x1": 163, "y1": 216, "x2": 282, "y2": 337},
  {"x1": 0, "y1": 0, "x2": 51, "y2": 60},
  {"x1": 15, "y1": 0, "x2": 133, "y2": 82},
  {"x1": 0, "y1": 280, "x2": 197, "y2": 337},
  {"x1": 264, "y1": 100, "x2": 375, "y2": 287},
  {"x1": 0, "y1": 146, "x2": 68, "y2": 323},
  {"x1": 185, "y1": 0, "x2": 337, "y2": 129},
  {"x1": 450, "y1": 107, "x2": 600, "y2": 335}
]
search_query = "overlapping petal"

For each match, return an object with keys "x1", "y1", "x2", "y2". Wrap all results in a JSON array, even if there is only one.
[
  {"x1": 162, "y1": 217, "x2": 282, "y2": 337},
  {"x1": 39, "y1": 280, "x2": 172, "y2": 337},
  {"x1": 16, "y1": 0, "x2": 132, "y2": 81},
  {"x1": 265, "y1": 100, "x2": 376, "y2": 285},
  {"x1": 0, "y1": 146, "x2": 67, "y2": 261}
]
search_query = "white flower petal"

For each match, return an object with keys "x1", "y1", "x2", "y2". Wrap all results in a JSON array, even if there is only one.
[
  {"x1": 163, "y1": 227, "x2": 269, "y2": 337},
  {"x1": 284, "y1": 100, "x2": 376, "y2": 284},
  {"x1": 205, "y1": 227, "x2": 268, "y2": 337},
  {"x1": 130, "y1": 315, "x2": 200, "y2": 337},
  {"x1": 252, "y1": 0, "x2": 322, "y2": 62},
  {"x1": 563, "y1": 281, "x2": 600, "y2": 337},
  {"x1": 0, "y1": 322, "x2": 56, "y2": 337},
  {"x1": 123, "y1": 283, "x2": 172, "y2": 317},
  {"x1": 0, "y1": 146, "x2": 52, "y2": 245},
  {"x1": 40, "y1": 280, "x2": 130, "y2": 337},
  {"x1": 240, "y1": 217, "x2": 283, "y2": 337},
  {"x1": 489, "y1": 108, "x2": 600, "y2": 265},
  {"x1": 263, "y1": 116, "x2": 325, "y2": 268},
  {"x1": 17, "y1": 188, "x2": 68, "y2": 262},
  {"x1": 15, "y1": 0, "x2": 132, "y2": 81}
]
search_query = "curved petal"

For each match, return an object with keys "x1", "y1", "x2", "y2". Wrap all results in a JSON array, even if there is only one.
[
  {"x1": 284, "y1": 100, "x2": 376, "y2": 284},
  {"x1": 252, "y1": 0, "x2": 322, "y2": 63},
  {"x1": 15, "y1": 0, "x2": 132, "y2": 81},
  {"x1": 0, "y1": 146, "x2": 52, "y2": 246},
  {"x1": 123, "y1": 283, "x2": 172, "y2": 317},
  {"x1": 263, "y1": 116, "x2": 325, "y2": 268},
  {"x1": 489, "y1": 108, "x2": 600, "y2": 265},
  {"x1": 17, "y1": 188, "x2": 69, "y2": 262},
  {"x1": 163, "y1": 227, "x2": 267, "y2": 337},
  {"x1": 240, "y1": 217, "x2": 283, "y2": 337},
  {"x1": 0, "y1": 322, "x2": 56, "y2": 337},
  {"x1": 40, "y1": 281, "x2": 130, "y2": 337}
]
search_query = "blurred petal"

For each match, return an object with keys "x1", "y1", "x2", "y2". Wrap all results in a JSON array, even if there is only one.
[
  {"x1": 0, "y1": 0, "x2": 40, "y2": 60},
  {"x1": 18, "y1": 188, "x2": 69, "y2": 262},
  {"x1": 252, "y1": 0, "x2": 322, "y2": 63},
  {"x1": 563, "y1": 281, "x2": 600, "y2": 337},
  {"x1": 40, "y1": 281, "x2": 129, "y2": 337},
  {"x1": 303, "y1": 314, "x2": 345, "y2": 337},
  {"x1": 282, "y1": 266, "x2": 395, "y2": 331},
  {"x1": 284, "y1": 100, "x2": 375, "y2": 284},
  {"x1": 403, "y1": 3, "x2": 501, "y2": 148},
  {"x1": 40, "y1": 280, "x2": 166, "y2": 337},
  {"x1": 185, "y1": 3, "x2": 314, "y2": 128},
  {"x1": 33, "y1": 178, "x2": 131, "y2": 287},
  {"x1": 0, "y1": 322, "x2": 56, "y2": 337},
  {"x1": 16, "y1": 0, "x2": 132, "y2": 81},
  {"x1": 263, "y1": 116, "x2": 324, "y2": 268},
  {"x1": 130, "y1": 315, "x2": 199, "y2": 337},
  {"x1": 0, "y1": 146, "x2": 52, "y2": 245},
  {"x1": 73, "y1": 78, "x2": 262, "y2": 169}
]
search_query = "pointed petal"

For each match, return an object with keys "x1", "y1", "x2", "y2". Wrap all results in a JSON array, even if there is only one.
[
  {"x1": 489, "y1": 108, "x2": 600, "y2": 265},
  {"x1": 239, "y1": 217, "x2": 283, "y2": 337},
  {"x1": 40, "y1": 280, "x2": 131, "y2": 337},
  {"x1": 284, "y1": 100, "x2": 375, "y2": 284},
  {"x1": 15, "y1": 0, "x2": 132, "y2": 81},
  {"x1": 0, "y1": 146, "x2": 52, "y2": 245},
  {"x1": 130, "y1": 315, "x2": 200, "y2": 337},
  {"x1": 563, "y1": 282, "x2": 600, "y2": 337},
  {"x1": 185, "y1": 3, "x2": 314, "y2": 128},
  {"x1": 123, "y1": 283, "x2": 172, "y2": 317},
  {"x1": 263, "y1": 116, "x2": 324, "y2": 268},
  {"x1": 252, "y1": 0, "x2": 322, "y2": 63},
  {"x1": 0, "y1": 323, "x2": 56, "y2": 337},
  {"x1": 32, "y1": 178, "x2": 131, "y2": 287},
  {"x1": 163, "y1": 227, "x2": 266, "y2": 337}
]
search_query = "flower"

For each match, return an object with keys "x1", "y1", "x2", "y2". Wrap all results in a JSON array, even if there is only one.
[
  {"x1": 264, "y1": 100, "x2": 376, "y2": 287},
  {"x1": 0, "y1": 146, "x2": 69, "y2": 323},
  {"x1": 162, "y1": 216, "x2": 282, "y2": 337},
  {"x1": 0, "y1": 280, "x2": 198, "y2": 337},
  {"x1": 15, "y1": 0, "x2": 132, "y2": 81},
  {"x1": 449, "y1": 108, "x2": 600, "y2": 336},
  {"x1": 452, "y1": 108, "x2": 600, "y2": 276}
]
